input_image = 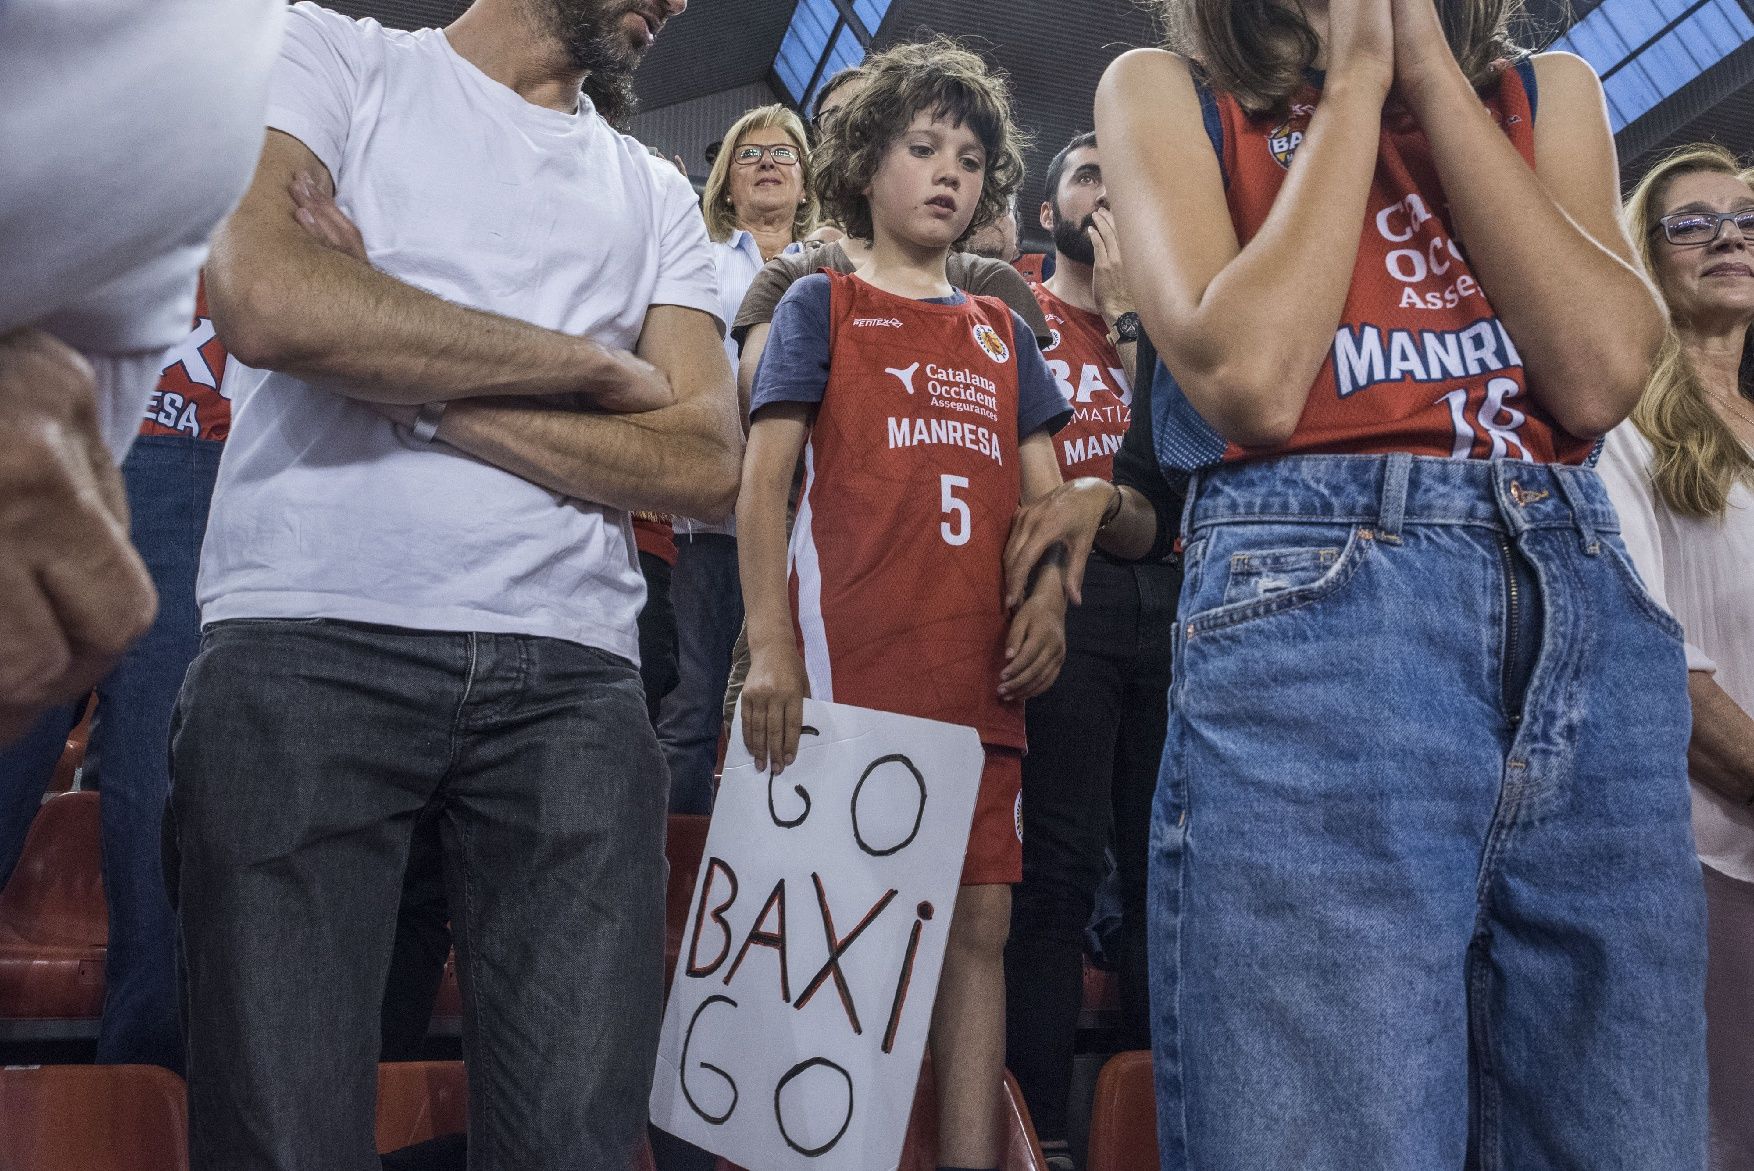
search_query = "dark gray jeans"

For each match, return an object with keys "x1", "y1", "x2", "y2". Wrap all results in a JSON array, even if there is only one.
[{"x1": 167, "y1": 618, "x2": 668, "y2": 1171}]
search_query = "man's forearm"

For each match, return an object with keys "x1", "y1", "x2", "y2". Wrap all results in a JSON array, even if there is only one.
[
  {"x1": 434, "y1": 392, "x2": 741, "y2": 520},
  {"x1": 210, "y1": 237, "x2": 648, "y2": 407}
]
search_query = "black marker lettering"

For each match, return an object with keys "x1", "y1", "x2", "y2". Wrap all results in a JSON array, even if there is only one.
[
  {"x1": 679, "y1": 994, "x2": 740, "y2": 1125},
  {"x1": 794, "y1": 875, "x2": 898, "y2": 1034},
  {"x1": 851, "y1": 754, "x2": 927, "y2": 857},
  {"x1": 685, "y1": 857, "x2": 739, "y2": 979},
  {"x1": 882, "y1": 901, "x2": 933, "y2": 1054},
  {"x1": 723, "y1": 877, "x2": 791, "y2": 1002},
  {"x1": 774, "y1": 1057, "x2": 854, "y2": 1157}
]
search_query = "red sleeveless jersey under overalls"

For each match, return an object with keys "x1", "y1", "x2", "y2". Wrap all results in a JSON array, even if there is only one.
[
  {"x1": 1156, "y1": 61, "x2": 1594, "y2": 469},
  {"x1": 788, "y1": 270, "x2": 1026, "y2": 749}
]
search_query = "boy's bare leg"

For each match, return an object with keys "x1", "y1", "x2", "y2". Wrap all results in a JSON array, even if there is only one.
[{"x1": 929, "y1": 882, "x2": 1011, "y2": 1167}]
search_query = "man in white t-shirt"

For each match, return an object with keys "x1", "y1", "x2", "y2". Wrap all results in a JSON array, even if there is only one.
[
  {"x1": 166, "y1": 0, "x2": 737, "y2": 1166},
  {"x1": 0, "y1": 0, "x2": 282, "y2": 745}
]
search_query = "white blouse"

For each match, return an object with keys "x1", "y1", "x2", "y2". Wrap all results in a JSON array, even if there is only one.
[{"x1": 1599, "y1": 423, "x2": 1754, "y2": 883}]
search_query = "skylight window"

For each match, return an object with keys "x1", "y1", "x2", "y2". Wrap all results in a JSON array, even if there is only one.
[
  {"x1": 1554, "y1": 0, "x2": 1754, "y2": 130},
  {"x1": 772, "y1": 0, "x2": 895, "y2": 109}
]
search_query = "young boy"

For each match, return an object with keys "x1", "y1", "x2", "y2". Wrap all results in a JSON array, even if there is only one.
[{"x1": 737, "y1": 40, "x2": 1070, "y2": 1171}]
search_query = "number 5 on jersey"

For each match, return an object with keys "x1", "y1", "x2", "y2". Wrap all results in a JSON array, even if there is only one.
[{"x1": 940, "y1": 475, "x2": 971, "y2": 547}]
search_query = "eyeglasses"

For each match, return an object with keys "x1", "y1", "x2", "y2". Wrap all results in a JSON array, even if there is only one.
[
  {"x1": 734, "y1": 144, "x2": 800, "y2": 167},
  {"x1": 1655, "y1": 209, "x2": 1754, "y2": 246}
]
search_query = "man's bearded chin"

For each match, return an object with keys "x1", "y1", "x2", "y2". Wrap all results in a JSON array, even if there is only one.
[
  {"x1": 536, "y1": 0, "x2": 641, "y2": 125},
  {"x1": 1053, "y1": 206, "x2": 1096, "y2": 266}
]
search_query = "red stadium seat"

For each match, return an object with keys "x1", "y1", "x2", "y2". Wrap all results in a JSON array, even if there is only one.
[
  {"x1": 1085, "y1": 1049, "x2": 1158, "y2": 1171},
  {"x1": 664, "y1": 814, "x2": 711, "y2": 987},
  {"x1": 0, "y1": 1063, "x2": 187, "y2": 1170},
  {"x1": 376, "y1": 1060, "x2": 468, "y2": 1153},
  {"x1": 714, "y1": 1060, "x2": 1047, "y2": 1171},
  {"x1": 0, "y1": 791, "x2": 107, "y2": 1022}
]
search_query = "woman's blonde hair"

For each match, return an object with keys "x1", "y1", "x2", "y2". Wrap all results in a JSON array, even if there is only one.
[
  {"x1": 701, "y1": 105, "x2": 818, "y2": 243},
  {"x1": 1154, "y1": 0, "x2": 1524, "y2": 115},
  {"x1": 1623, "y1": 142, "x2": 1754, "y2": 518}
]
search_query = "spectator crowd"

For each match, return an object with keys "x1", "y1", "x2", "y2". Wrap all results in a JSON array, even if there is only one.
[{"x1": 1, "y1": 0, "x2": 1752, "y2": 1169}]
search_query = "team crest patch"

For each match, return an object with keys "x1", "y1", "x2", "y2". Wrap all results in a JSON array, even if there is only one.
[
  {"x1": 1267, "y1": 120, "x2": 1304, "y2": 168},
  {"x1": 1046, "y1": 327, "x2": 1062, "y2": 352},
  {"x1": 973, "y1": 323, "x2": 1010, "y2": 363}
]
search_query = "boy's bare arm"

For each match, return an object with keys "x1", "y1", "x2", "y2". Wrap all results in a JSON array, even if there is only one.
[{"x1": 737, "y1": 404, "x2": 813, "y2": 773}]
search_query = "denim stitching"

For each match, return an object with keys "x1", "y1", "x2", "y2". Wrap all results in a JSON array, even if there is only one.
[{"x1": 1185, "y1": 526, "x2": 1373, "y2": 637}]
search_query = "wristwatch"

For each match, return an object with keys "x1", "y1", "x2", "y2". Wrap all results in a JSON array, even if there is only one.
[
  {"x1": 411, "y1": 401, "x2": 447, "y2": 444},
  {"x1": 1107, "y1": 311, "x2": 1140, "y2": 347}
]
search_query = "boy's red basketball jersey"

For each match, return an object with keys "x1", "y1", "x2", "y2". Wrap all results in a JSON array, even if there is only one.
[
  {"x1": 1163, "y1": 61, "x2": 1594, "y2": 468},
  {"x1": 789, "y1": 271, "x2": 1025, "y2": 750},
  {"x1": 140, "y1": 280, "x2": 232, "y2": 442},
  {"x1": 1031, "y1": 283, "x2": 1131, "y2": 481}
]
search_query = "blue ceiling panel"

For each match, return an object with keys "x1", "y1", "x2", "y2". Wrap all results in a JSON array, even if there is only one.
[{"x1": 1555, "y1": 0, "x2": 1754, "y2": 129}]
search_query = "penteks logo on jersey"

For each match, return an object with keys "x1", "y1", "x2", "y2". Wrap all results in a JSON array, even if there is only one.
[{"x1": 972, "y1": 323, "x2": 1010, "y2": 363}]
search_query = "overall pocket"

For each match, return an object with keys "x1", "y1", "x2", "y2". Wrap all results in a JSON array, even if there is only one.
[{"x1": 1182, "y1": 523, "x2": 1374, "y2": 636}]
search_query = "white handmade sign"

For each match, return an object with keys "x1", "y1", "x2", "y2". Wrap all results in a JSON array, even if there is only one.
[{"x1": 649, "y1": 699, "x2": 984, "y2": 1171}]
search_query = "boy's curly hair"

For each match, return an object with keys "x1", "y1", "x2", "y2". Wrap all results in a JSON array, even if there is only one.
[{"x1": 812, "y1": 38, "x2": 1028, "y2": 248}]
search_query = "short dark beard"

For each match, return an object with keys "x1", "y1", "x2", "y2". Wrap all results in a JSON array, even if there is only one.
[
  {"x1": 1051, "y1": 201, "x2": 1096, "y2": 266},
  {"x1": 533, "y1": 0, "x2": 642, "y2": 127}
]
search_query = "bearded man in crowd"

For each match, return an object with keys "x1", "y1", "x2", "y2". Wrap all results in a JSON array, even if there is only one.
[{"x1": 175, "y1": 0, "x2": 738, "y2": 1165}]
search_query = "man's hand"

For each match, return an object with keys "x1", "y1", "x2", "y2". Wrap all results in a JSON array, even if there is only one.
[
  {"x1": 0, "y1": 329, "x2": 157, "y2": 744},
  {"x1": 289, "y1": 169, "x2": 369, "y2": 264},
  {"x1": 1088, "y1": 207, "x2": 1135, "y2": 327}
]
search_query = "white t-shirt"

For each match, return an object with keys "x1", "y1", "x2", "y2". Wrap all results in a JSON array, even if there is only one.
[
  {"x1": 1599, "y1": 423, "x2": 1754, "y2": 883},
  {"x1": 198, "y1": 3, "x2": 722, "y2": 662},
  {"x1": 0, "y1": 0, "x2": 283, "y2": 457}
]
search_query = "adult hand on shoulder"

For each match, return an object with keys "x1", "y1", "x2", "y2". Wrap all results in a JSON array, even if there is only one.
[
  {"x1": 1003, "y1": 477, "x2": 1115, "y2": 610},
  {"x1": 1089, "y1": 208, "x2": 1135, "y2": 327},
  {"x1": 0, "y1": 329, "x2": 157, "y2": 744},
  {"x1": 1329, "y1": 0, "x2": 1396, "y2": 97}
]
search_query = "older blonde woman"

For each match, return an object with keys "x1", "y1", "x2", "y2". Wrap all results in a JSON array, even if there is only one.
[
  {"x1": 1599, "y1": 143, "x2": 1754, "y2": 1171},
  {"x1": 659, "y1": 105, "x2": 815, "y2": 815}
]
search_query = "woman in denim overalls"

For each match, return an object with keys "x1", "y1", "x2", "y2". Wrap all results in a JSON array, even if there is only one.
[{"x1": 1005, "y1": 0, "x2": 1707, "y2": 1166}]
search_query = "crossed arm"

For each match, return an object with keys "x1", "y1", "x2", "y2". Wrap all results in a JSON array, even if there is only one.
[{"x1": 207, "y1": 130, "x2": 742, "y2": 519}]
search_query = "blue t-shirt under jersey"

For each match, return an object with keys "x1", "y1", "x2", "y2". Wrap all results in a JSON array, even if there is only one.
[{"x1": 751, "y1": 273, "x2": 1073, "y2": 440}]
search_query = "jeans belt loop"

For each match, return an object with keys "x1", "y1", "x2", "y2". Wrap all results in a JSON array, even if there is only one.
[
  {"x1": 1377, "y1": 452, "x2": 1412, "y2": 542},
  {"x1": 1179, "y1": 468, "x2": 1204, "y2": 546},
  {"x1": 1551, "y1": 464, "x2": 1603, "y2": 555}
]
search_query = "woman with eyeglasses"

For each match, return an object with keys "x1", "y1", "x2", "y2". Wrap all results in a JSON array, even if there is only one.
[
  {"x1": 1599, "y1": 144, "x2": 1754, "y2": 1171},
  {"x1": 654, "y1": 106, "x2": 818, "y2": 817}
]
